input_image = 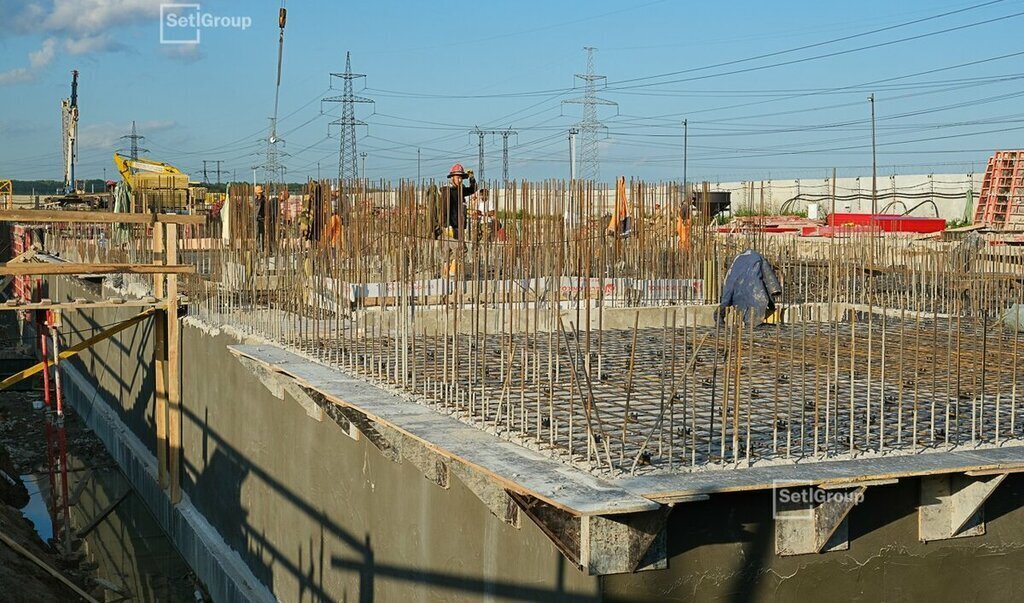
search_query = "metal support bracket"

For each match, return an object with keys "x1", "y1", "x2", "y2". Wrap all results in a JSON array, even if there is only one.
[
  {"x1": 775, "y1": 485, "x2": 867, "y2": 556},
  {"x1": 919, "y1": 472, "x2": 1008, "y2": 542}
]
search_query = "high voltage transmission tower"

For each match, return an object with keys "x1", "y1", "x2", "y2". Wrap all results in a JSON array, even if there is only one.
[
  {"x1": 202, "y1": 159, "x2": 223, "y2": 185},
  {"x1": 119, "y1": 121, "x2": 148, "y2": 161},
  {"x1": 562, "y1": 47, "x2": 616, "y2": 182},
  {"x1": 470, "y1": 127, "x2": 517, "y2": 183},
  {"x1": 325, "y1": 52, "x2": 373, "y2": 182}
]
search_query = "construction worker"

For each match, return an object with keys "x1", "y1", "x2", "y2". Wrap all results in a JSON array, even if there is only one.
[
  {"x1": 439, "y1": 163, "x2": 476, "y2": 239},
  {"x1": 254, "y1": 184, "x2": 267, "y2": 249},
  {"x1": 325, "y1": 199, "x2": 343, "y2": 246}
]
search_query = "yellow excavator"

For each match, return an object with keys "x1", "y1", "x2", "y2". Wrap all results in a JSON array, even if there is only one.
[{"x1": 113, "y1": 153, "x2": 208, "y2": 213}]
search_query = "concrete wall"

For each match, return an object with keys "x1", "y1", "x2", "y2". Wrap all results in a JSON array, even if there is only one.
[
  {"x1": 51, "y1": 277, "x2": 597, "y2": 601},
  {"x1": 712, "y1": 173, "x2": 979, "y2": 221},
  {"x1": 49, "y1": 275, "x2": 1024, "y2": 602},
  {"x1": 179, "y1": 324, "x2": 597, "y2": 602},
  {"x1": 603, "y1": 477, "x2": 1024, "y2": 601},
  {"x1": 385, "y1": 173, "x2": 977, "y2": 221}
]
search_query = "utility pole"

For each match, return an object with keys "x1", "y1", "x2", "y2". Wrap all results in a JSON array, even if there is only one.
[
  {"x1": 317, "y1": 162, "x2": 321, "y2": 180},
  {"x1": 215, "y1": 160, "x2": 222, "y2": 185},
  {"x1": 417, "y1": 148, "x2": 421, "y2": 184},
  {"x1": 562, "y1": 47, "x2": 616, "y2": 182},
  {"x1": 471, "y1": 127, "x2": 488, "y2": 183},
  {"x1": 566, "y1": 128, "x2": 579, "y2": 225},
  {"x1": 499, "y1": 128, "x2": 517, "y2": 182},
  {"x1": 202, "y1": 160, "x2": 209, "y2": 184},
  {"x1": 869, "y1": 93, "x2": 877, "y2": 216},
  {"x1": 470, "y1": 127, "x2": 511, "y2": 183},
  {"x1": 682, "y1": 119, "x2": 688, "y2": 196},
  {"x1": 360, "y1": 152, "x2": 367, "y2": 182},
  {"x1": 568, "y1": 128, "x2": 578, "y2": 182},
  {"x1": 325, "y1": 51, "x2": 374, "y2": 183}
]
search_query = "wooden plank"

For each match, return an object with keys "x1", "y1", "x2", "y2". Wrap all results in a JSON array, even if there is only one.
[
  {"x1": 153, "y1": 222, "x2": 165, "y2": 299},
  {"x1": 229, "y1": 344, "x2": 659, "y2": 517},
  {"x1": 0, "y1": 248, "x2": 36, "y2": 293},
  {"x1": 0, "y1": 308, "x2": 157, "y2": 390},
  {"x1": 0, "y1": 299, "x2": 172, "y2": 311},
  {"x1": 0, "y1": 263, "x2": 195, "y2": 276},
  {"x1": 0, "y1": 209, "x2": 204, "y2": 225},
  {"x1": 166, "y1": 223, "x2": 182, "y2": 504},
  {"x1": 0, "y1": 531, "x2": 101, "y2": 603},
  {"x1": 153, "y1": 223, "x2": 168, "y2": 489},
  {"x1": 155, "y1": 309, "x2": 169, "y2": 489}
]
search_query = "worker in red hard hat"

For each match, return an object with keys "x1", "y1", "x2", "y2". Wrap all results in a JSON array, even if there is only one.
[{"x1": 433, "y1": 162, "x2": 476, "y2": 239}]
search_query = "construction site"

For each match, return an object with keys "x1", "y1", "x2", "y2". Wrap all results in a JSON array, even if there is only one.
[{"x1": 2, "y1": 2, "x2": 1024, "y2": 602}]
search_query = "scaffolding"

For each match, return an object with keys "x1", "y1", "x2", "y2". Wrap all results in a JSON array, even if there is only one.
[{"x1": 974, "y1": 150, "x2": 1024, "y2": 230}]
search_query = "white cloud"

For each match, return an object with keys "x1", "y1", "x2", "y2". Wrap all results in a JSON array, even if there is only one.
[
  {"x1": 30, "y1": 37, "x2": 58, "y2": 67},
  {"x1": 0, "y1": 68, "x2": 33, "y2": 86},
  {"x1": 160, "y1": 43, "x2": 204, "y2": 63},
  {"x1": 63, "y1": 33, "x2": 123, "y2": 55},
  {"x1": 42, "y1": 0, "x2": 163, "y2": 36},
  {"x1": 0, "y1": 37, "x2": 58, "y2": 85},
  {"x1": 0, "y1": 1, "x2": 163, "y2": 81},
  {"x1": 80, "y1": 119, "x2": 177, "y2": 151}
]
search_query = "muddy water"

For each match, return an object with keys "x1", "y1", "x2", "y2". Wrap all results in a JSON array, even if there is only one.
[
  {"x1": 21, "y1": 455, "x2": 198, "y2": 601},
  {"x1": 20, "y1": 473, "x2": 54, "y2": 542}
]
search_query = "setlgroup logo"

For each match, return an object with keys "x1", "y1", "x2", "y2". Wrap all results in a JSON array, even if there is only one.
[
  {"x1": 160, "y1": 4, "x2": 253, "y2": 45},
  {"x1": 772, "y1": 481, "x2": 864, "y2": 519}
]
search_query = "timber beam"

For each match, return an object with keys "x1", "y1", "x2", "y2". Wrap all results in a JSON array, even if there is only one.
[
  {"x1": 0, "y1": 297, "x2": 182, "y2": 311},
  {"x1": 0, "y1": 209, "x2": 205, "y2": 225},
  {"x1": 0, "y1": 263, "x2": 195, "y2": 276}
]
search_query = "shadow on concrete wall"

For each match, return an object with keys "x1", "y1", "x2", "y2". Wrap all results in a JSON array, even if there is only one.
[
  {"x1": 180, "y1": 402, "x2": 597, "y2": 602},
  {"x1": 66, "y1": 311, "x2": 158, "y2": 452}
]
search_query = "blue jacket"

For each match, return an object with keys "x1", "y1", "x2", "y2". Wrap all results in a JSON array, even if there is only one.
[{"x1": 717, "y1": 249, "x2": 782, "y2": 326}]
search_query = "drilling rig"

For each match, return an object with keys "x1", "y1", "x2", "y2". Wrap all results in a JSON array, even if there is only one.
[
  {"x1": 45, "y1": 70, "x2": 105, "y2": 207},
  {"x1": 62, "y1": 69, "x2": 79, "y2": 195}
]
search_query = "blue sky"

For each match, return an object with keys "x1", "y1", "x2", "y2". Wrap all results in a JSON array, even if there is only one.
[{"x1": 1, "y1": 0, "x2": 1023, "y2": 184}]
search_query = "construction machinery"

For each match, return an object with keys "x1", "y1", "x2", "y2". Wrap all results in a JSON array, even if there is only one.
[
  {"x1": 62, "y1": 70, "x2": 79, "y2": 194},
  {"x1": 113, "y1": 153, "x2": 208, "y2": 213},
  {"x1": 44, "y1": 70, "x2": 106, "y2": 207}
]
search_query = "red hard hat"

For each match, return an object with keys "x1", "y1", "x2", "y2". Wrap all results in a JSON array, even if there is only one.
[{"x1": 448, "y1": 163, "x2": 467, "y2": 177}]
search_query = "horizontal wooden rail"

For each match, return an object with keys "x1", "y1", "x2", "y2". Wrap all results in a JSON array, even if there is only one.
[
  {"x1": 0, "y1": 209, "x2": 205, "y2": 225},
  {"x1": 0, "y1": 308, "x2": 158, "y2": 391},
  {"x1": 0, "y1": 263, "x2": 196, "y2": 276}
]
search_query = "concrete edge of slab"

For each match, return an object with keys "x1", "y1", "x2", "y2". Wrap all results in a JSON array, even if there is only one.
[
  {"x1": 620, "y1": 446, "x2": 1024, "y2": 502},
  {"x1": 228, "y1": 343, "x2": 659, "y2": 517},
  {"x1": 61, "y1": 362, "x2": 276, "y2": 603}
]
